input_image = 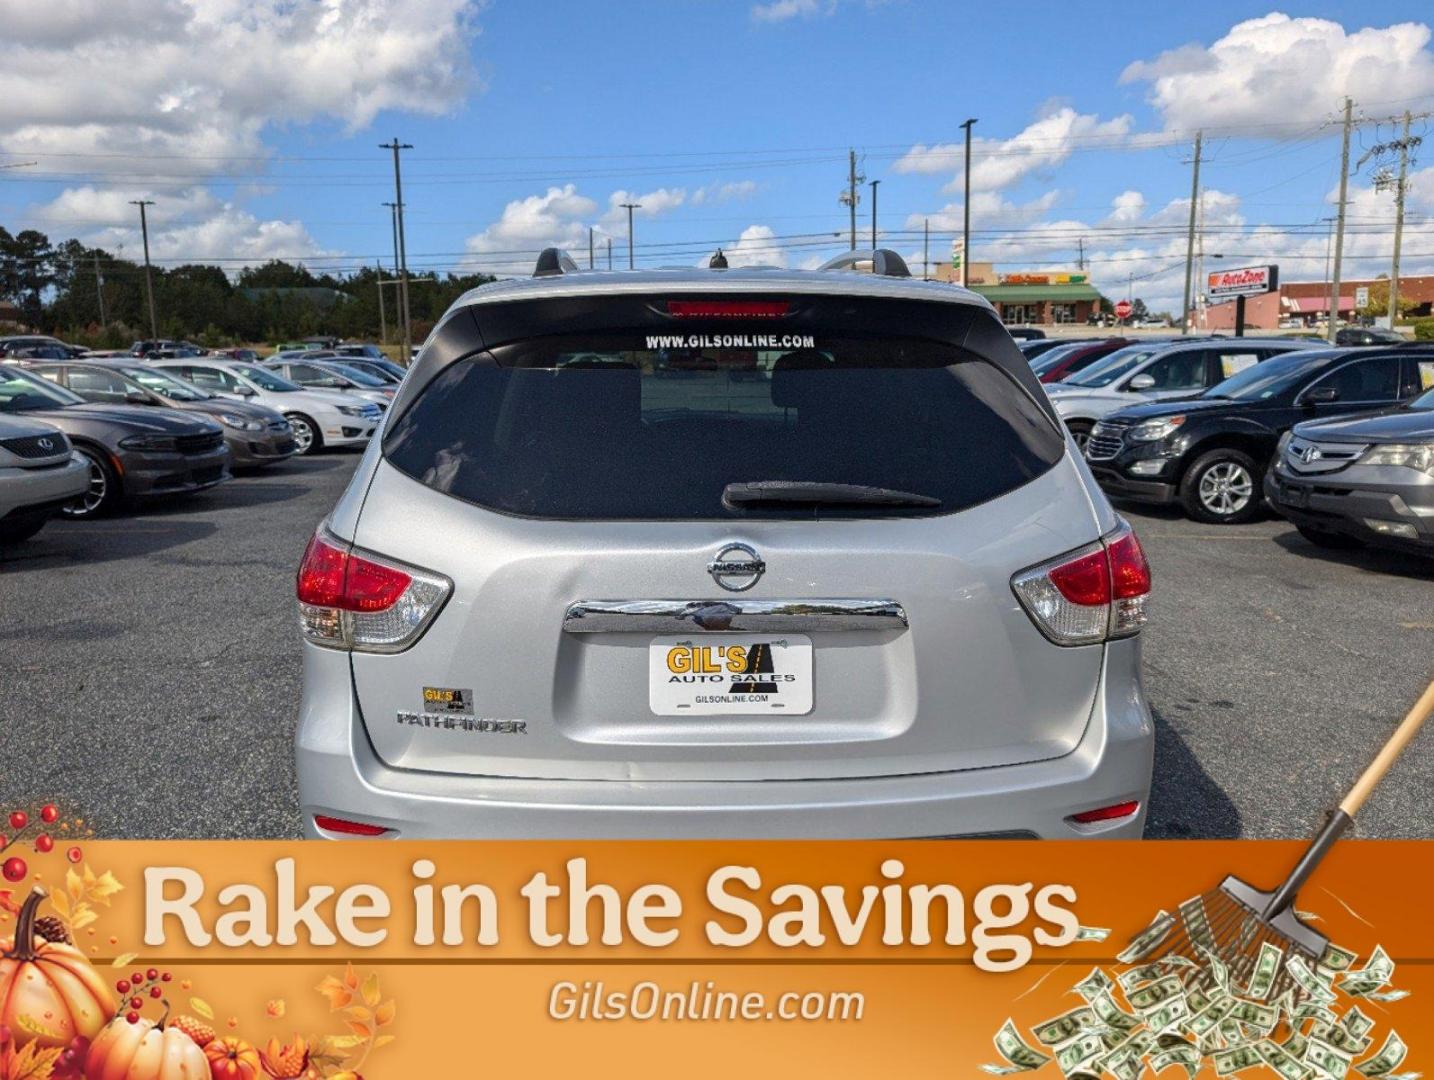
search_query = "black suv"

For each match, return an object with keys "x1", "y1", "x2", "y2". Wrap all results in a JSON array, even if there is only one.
[{"x1": 1083, "y1": 346, "x2": 1430, "y2": 523}]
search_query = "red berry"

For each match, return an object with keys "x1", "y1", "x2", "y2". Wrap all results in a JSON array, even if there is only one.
[
  {"x1": 129, "y1": 997, "x2": 143, "y2": 1010},
  {"x1": 66, "y1": 846, "x2": 82, "y2": 864},
  {"x1": 131, "y1": 972, "x2": 143, "y2": 985},
  {"x1": 116, "y1": 980, "x2": 130, "y2": 994},
  {"x1": 7, "y1": 811, "x2": 26, "y2": 831},
  {"x1": 40, "y1": 805, "x2": 59, "y2": 824},
  {"x1": 146, "y1": 968, "x2": 158, "y2": 981},
  {"x1": 1, "y1": 857, "x2": 26, "y2": 882},
  {"x1": 161, "y1": 972, "x2": 172, "y2": 982},
  {"x1": 150, "y1": 986, "x2": 162, "y2": 999},
  {"x1": 126, "y1": 1012, "x2": 139, "y2": 1024},
  {"x1": 35, "y1": 835, "x2": 54, "y2": 853}
]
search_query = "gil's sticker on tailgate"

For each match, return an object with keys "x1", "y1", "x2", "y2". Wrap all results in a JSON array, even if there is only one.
[{"x1": 649, "y1": 635, "x2": 813, "y2": 716}]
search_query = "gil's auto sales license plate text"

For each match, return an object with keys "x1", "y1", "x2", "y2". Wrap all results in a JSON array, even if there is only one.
[{"x1": 649, "y1": 635, "x2": 813, "y2": 715}]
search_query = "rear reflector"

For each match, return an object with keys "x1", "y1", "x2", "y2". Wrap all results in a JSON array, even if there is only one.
[
  {"x1": 1068, "y1": 801, "x2": 1141, "y2": 825},
  {"x1": 1011, "y1": 520, "x2": 1151, "y2": 646},
  {"x1": 297, "y1": 527, "x2": 451, "y2": 652},
  {"x1": 313, "y1": 814, "x2": 391, "y2": 837},
  {"x1": 666, "y1": 300, "x2": 790, "y2": 318}
]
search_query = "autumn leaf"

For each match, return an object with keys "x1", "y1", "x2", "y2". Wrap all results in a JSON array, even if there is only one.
[
  {"x1": 65, "y1": 869, "x2": 83, "y2": 904},
  {"x1": 321, "y1": 1035, "x2": 365, "y2": 1053},
  {"x1": 266, "y1": 999, "x2": 286, "y2": 1019},
  {"x1": 373, "y1": 1033, "x2": 396, "y2": 1050},
  {"x1": 342, "y1": 1006, "x2": 371, "y2": 1025},
  {"x1": 315, "y1": 975, "x2": 353, "y2": 1011},
  {"x1": 344, "y1": 1021, "x2": 371, "y2": 1040},
  {"x1": 373, "y1": 1000, "x2": 395, "y2": 1027},
  {"x1": 71, "y1": 908, "x2": 98, "y2": 931},
  {"x1": 87, "y1": 869, "x2": 124, "y2": 905},
  {"x1": 47, "y1": 891, "x2": 69, "y2": 920},
  {"x1": 2, "y1": 1041, "x2": 64, "y2": 1080},
  {"x1": 342, "y1": 963, "x2": 359, "y2": 990},
  {"x1": 360, "y1": 972, "x2": 381, "y2": 1008},
  {"x1": 190, "y1": 997, "x2": 215, "y2": 1021},
  {"x1": 111, "y1": 952, "x2": 138, "y2": 968}
]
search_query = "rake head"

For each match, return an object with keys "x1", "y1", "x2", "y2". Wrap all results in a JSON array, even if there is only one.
[{"x1": 1145, "y1": 876, "x2": 1328, "y2": 1004}]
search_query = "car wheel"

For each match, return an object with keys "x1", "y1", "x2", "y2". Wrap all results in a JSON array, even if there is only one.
[
  {"x1": 1296, "y1": 524, "x2": 1363, "y2": 550},
  {"x1": 60, "y1": 445, "x2": 120, "y2": 518},
  {"x1": 1066, "y1": 419, "x2": 1094, "y2": 451},
  {"x1": 1179, "y1": 449, "x2": 1262, "y2": 524},
  {"x1": 0, "y1": 515, "x2": 48, "y2": 545},
  {"x1": 285, "y1": 413, "x2": 322, "y2": 455}
]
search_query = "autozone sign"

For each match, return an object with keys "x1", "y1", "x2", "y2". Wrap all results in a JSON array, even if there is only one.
[{"x1": 1207, "y1": 264, "x2": 1278, "y2": 298}]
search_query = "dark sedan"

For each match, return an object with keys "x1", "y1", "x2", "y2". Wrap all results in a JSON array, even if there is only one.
[
  {"x1": 1266, "y1": 381, "x2": 1434, "y2": 555},
  {"x1": 1083, "y1": 346, "x2": 1430, "y2": 523},
  {"x1": 25, "y1": 360, "x2": 297, "y2": 468},
  {"x1": 0, "y1": 365, "x2": 229, "y2": 517}
]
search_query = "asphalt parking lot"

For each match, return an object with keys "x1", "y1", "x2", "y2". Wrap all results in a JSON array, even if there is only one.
[{"x1": 1, "y1": 453, "x2": 1431, "y2": 840}]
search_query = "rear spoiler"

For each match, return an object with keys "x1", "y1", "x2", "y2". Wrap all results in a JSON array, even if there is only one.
[{"x1": 532, "y1": 246, "x2": 914, "y2": 280}]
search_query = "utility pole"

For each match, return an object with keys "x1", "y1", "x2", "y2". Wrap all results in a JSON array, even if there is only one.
[
  {"x1": 1386, "y1": 110, "x2": 1414, "y2": 325},
  {"x1": 960, "y1": 118, "x2": 977, "y2": 287},
  {"x1": 607, "y1": 238, "x2": 613, "y2": 270},
  {"x1": 838, "y1": 149, "x2": 864, "y2": 251},
  {"x1": 1179, "y1": 131, "x2": 1202, "y2": 336},
  {"x1": 868, "y1": 179, "x2": 880, "y2": 251},
  {"x1": 1328, "y1": 98, "x2": 1353, "y2": 343},
  {"x1": 923, "y1": 218, "x2": 930, "y2": 281},
  {"x1": 129, "y1": 199, "x2": 158, "y2": 339},
  {"x1": 93, "y1": 252, "x2": 107, "y2": 326},
  {"x1": 589, "y1": 227, "x2": 595, "y2": 270},
  {"x1": 1077, "y1": 236, "x2": 1085, "y2": 271},
  {"x1": 380, "y1": 138, "x2": 413, "y2": 359},
  {"x1": 620, "y1": 203, "x2": 641, "y2": 269},
  {"x1": 381, "y1": 201, "x2": 400, "y2": 275},
  {"x1": 376, "y1": 262, "x2": 387, "y2": 345}
]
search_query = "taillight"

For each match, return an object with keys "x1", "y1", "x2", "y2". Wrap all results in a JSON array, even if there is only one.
[
  {"x1": 312, "y1": 814, "x2": 391, "y2": 837},
  {"x1": 296, "y1": 527, "x2": 450, "y2": 652},
  {"x1": 1068, "y1": 801, "x2": 1141, "y2": 825},
  {"x1": 1011, "y1": 521, "x2": 1151, "y2": 646}
]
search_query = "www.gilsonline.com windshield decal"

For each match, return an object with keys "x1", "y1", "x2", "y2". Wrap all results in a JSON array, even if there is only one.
[{"x1": 645, "y1": 334, "x2": 817, "y2": 349}]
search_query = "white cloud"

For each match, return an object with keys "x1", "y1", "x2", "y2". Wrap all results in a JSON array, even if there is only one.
[
  {"x1": 751, "y1": 0, "x2": 831, "y2": 23},
  {"x1": 721, "y1": 225, "x2": 786, "y2": 268},
  {"x1": 0, "y1": 0, "x2": 483, "y2": 173},
  {"x1": 1106, "y1": 190, "x2": 1146, "y2": 224},
  {"x1": 691, "y1": 180, "x2": 758, "y2": 205},
  {"x1": 601, "y1": 187, "x2": 687, "y2": 233},
  {"x1": 1122, "y1": 14, "x2": 1434, "y2": 131},
  {"x1": 463, "y1": 184, "x2": 599, "y2": 272},
  {"x1": 893, "y1": 107, "x2": 1132, "y2": 195}
]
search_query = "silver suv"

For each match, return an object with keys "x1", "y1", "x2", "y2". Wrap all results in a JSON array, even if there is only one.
[{"x1": 295, "y1": 250, "x2": 1154, "y2": 839}]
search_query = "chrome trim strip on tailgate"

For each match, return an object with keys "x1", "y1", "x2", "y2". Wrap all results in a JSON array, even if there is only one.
[{"x1": 562, "y1": 599, "x2": 908, "y2": 633}]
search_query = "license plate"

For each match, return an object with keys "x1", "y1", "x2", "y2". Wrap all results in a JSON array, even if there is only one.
[
  {"x1": 1284, "y1": 482, "x2": 1310, "y2": 509},
  {"x1": 649, "y1": 635, "x2": 813, "y2": 716}
]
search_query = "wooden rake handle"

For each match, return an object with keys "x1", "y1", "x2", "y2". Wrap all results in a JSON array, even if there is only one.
[{"x1": 1339, "y1": 677, "x2": 1434, "y2": 818}]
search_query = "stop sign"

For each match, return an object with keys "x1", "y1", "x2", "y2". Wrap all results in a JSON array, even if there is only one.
[{"x1": 1114, "y1": 299, "x2": 1133, "y2": 320}]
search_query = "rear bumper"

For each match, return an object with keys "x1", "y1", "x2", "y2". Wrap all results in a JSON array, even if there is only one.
[
  {"x1": 0, "y1": 457, "x2": 90, "y2": 520},
  {"x1": 295, "y1": 638, "x2": 1154, "y2": 840}
]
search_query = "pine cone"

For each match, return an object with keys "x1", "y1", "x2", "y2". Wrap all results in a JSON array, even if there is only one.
[{"x1": 34, "y1": 915, "x2": 70, "y2": 944}]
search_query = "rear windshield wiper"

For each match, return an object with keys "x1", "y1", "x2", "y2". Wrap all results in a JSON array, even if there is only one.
[{"x1": 723, "y1": 481, "x2": 942, "y2": 510}]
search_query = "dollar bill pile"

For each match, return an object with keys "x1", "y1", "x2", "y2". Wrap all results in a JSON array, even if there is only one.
[{"x1": 982, "y1": 908, "x2": 1416, "y2": 1080}]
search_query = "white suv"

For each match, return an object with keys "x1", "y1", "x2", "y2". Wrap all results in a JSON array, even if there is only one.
[{"x1": 151, "y1": 359, "x2": 380, "y2": 454}]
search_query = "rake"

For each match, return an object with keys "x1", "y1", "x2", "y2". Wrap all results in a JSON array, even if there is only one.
[{"x1": 1131, "y1": 677, "x2": 1434, "y2": 1003}]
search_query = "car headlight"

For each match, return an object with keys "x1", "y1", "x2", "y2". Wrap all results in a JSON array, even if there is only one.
[
  {"x1": 337, "y1": 405, "x2": 368, "y2": 417},
  {"x1": 1127, "y1": 416, "x2": 1186, "y2": 443},
  {"x1": 218, "y1": 412, "x2": 264, "y2": 432},
  {"x1": 1360, "y1": 443, "x2": 1434, "y2": 476},
  {"x1": 118, "y1": 434, "x2": 178, "y2": 451}
]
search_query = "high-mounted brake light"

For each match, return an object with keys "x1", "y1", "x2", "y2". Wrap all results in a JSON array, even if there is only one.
[
  {"x1": 296, "y1": 528, "x2": 450, "y2": 652},
  {"x1": 666, "y1": 300, "x2": 790, "y2": 318},
  {"x1": 1011, "y1": 521, "x2": 1151, "y2": 646}
]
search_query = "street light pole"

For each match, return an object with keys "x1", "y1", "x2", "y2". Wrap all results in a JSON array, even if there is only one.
[
  {"x1": 129, "y1": 199, "x2": 158, "y2": 339},
  {"x1": 959, "y1": 118, "x2": 977, "y2": 287},
  {"x1": 620, "y1": 203, "x2": 641, "y2": 269}
]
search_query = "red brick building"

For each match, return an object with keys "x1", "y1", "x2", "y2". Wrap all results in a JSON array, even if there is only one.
[{"x1": 1198, "y1": 275, "x2": 1434, "y2": 331}]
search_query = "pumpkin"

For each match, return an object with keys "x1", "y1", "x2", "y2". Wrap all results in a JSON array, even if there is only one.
[
  {"x1": 85, "y1": 1014, "x2": 209, "y2": 1080},
  {"x1": 204, "y1": 1036, "x2": 261, "y2": 1080},
  {"x1": 0, "y1": 887, "x2": 115, "y2": 1051}
]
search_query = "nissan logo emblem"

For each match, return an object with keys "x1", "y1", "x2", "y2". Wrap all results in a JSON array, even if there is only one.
[{"x1": 708, "y1": 542, "x2": 765, "y2": 592}]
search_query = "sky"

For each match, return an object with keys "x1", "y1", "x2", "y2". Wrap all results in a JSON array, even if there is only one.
[{"x1": 3, "y1": 0, "x2": 1434, "y2": 312}]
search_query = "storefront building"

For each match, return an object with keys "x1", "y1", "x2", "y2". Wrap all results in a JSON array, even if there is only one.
[
  {"x1": 1199, "y1": 275, "x2": 1434, "y2": 331},
  {"x1": 933, "y1": 264, "x2": 1104, "y2": 325}
]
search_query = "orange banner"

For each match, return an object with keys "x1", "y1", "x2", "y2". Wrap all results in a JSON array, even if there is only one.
[{"x1": 0, "y1": 840, "x2": 1427, "y2": 1078}]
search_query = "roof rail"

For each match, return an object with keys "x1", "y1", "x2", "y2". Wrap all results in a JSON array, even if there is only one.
[
  {"x1": 534, "y1": 247, "x2": 580, "y2": 277},
  {"x1": 817, "y1": 248, "x2": 912, "y2": 279}
]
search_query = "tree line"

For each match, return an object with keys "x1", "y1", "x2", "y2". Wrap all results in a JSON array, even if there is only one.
[{"x1": 0, "y1": 225, "x2": 496, "y2": 347}]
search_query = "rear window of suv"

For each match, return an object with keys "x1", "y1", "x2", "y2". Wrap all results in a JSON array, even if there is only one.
[{"x1": 383, "y1": 332, "x2": 1063, "y2": 520}]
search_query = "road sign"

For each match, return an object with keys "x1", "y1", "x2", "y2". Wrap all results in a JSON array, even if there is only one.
[
  {"x1": 1114, "y1": 299, "x2": 1133, "y2": 320},
  {"x1": 1207, "y1": 264, "x2": 1279, "y2": 298},
  {"x1": 1355, "y1": 286, "x2": 1370, "y2": 309}
]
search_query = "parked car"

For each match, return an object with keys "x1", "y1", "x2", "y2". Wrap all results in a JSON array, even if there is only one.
[
  {"x1": 151, "y1": 358, "x2": 381, "y2": 455},
  {"x1": 1018, "y1": 338, "x2": 1086, "y2": 361},
  {"x1": 0, "y1": 415, "x2": 89, "y2": 544},
  {"x1": 331, "y1": 357, "x2": 404, "y2": 384},
  {"x1": 1336, "y1": 327, "x2": 1405, "y2": 347},
  {"x1": 1083, "y1": 347, "x2": 1430, "y2": 524},
  {"x1": 24, "y1": 360, "x2": 297, "y2": 468},
  {"x1": 294, "y1": 249, "x2": 1155, "y2": 840},
  {"x1": 0, "y1": 365, "x2": 228, "y2": 517},
  {"x1": 1005, "y1": 326, "x2": 1046, "y2": 341},
  {"x1": 1046, "y1": 338, "x2": 1311, "y2": 448},
  {"x1": 273, "y1": 341, "x2": 317, "y2": 354},
  {"x1": 263, "y1": 358, "x2": 395, "y2": 408},
  {"x1": 128, "y1": 340, "x2": 203, "y2": 358},
  {"x1": 1266, "y1": 379, "x2": 1434, "y2": 555},
  {"x1": 215, "y1": 348, "x2": 262, "y2": 363},
  {"x1": 1, "y1": 336, "x2": 84, "y2": 359},
  {"x1": 1032, "y1": 338, "x2": 1142, "y2": 384},
  {"x1": 334, "y1": 343, "x2": 389, "y2": 361}
]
